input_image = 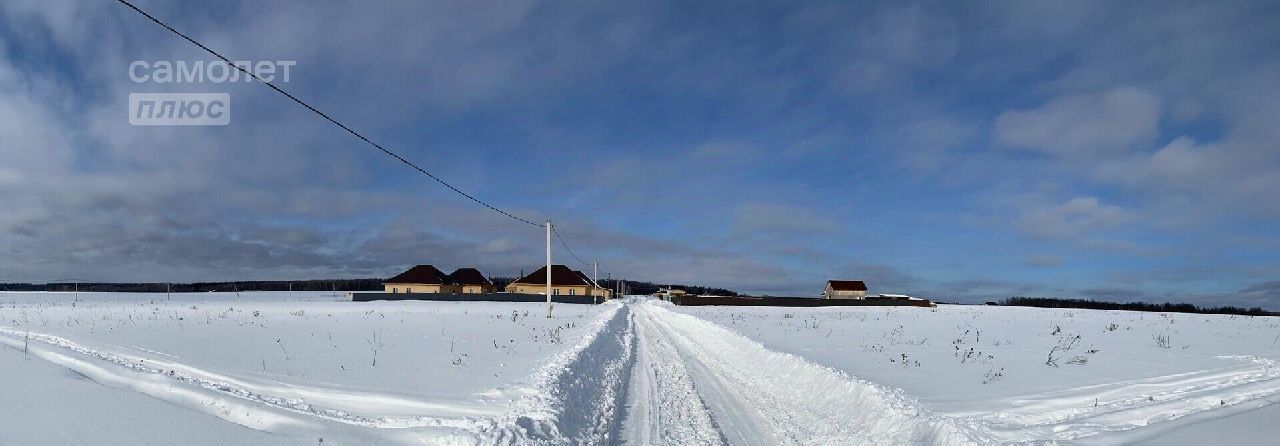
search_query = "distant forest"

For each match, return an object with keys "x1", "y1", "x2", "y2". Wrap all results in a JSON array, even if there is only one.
[
  {"x1": 0, "y1": 279, "x2": 383, "y2": 293},
  {"x1": 0, "y1": 278, "x2": 740, "y2": 296},
  {"x1": 597, "y1": 279, "x2": 739, "y2": 297},
  {"x1": 1001, "y1": 296, "x2": 1276, "y2": 317},
  {"x1": 489, "y1": 277, "x2": 739, "y2": 297}
]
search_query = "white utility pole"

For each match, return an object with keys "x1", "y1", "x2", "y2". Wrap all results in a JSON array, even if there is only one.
[
  {"x1": 166, "y1": 283, "x2": 171, "y2": 300},
  {"x1": 546, "y1": 220, "x2": 552, "y2": 318},
  {"x1": 593, "y1": 260, "x2": 599, "y2": 302}
]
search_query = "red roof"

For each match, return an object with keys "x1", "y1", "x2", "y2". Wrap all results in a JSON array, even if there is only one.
[
  {"x1": 385, "y1": 265, "x2": 452, "y2": 285},
  {"x1": 511, "y1": 265, "x2": 591, "y2": 286},
  {"x1": 826, "y1": 280, "x2": 867, "y2": 291}
]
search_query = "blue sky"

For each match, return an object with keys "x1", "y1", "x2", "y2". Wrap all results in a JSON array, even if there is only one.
[{"x1": 0, "y1": 1, "x2": 1277, "y2": 307}]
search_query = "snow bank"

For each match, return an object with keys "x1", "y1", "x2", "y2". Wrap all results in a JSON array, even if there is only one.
[{"x1": 482, "y1": 301, "x2": 635, "y2": 445}]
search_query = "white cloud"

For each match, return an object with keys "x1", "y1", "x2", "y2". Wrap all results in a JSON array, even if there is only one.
[
  {"x1": 995, "y1": 87, "x2": 1161, "y2": 156},
  {"x1": 1100, "y1": 136, "x2": 1280, "y2": 219},
  {"x1": 1091, "y1": 67, "x2": 1280, "y2": 219},
  {"x1": 1015, "y1": 196, "x2": 1133, "y2": 239}
]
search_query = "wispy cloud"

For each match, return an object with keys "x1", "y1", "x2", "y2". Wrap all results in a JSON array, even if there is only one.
[{"x1": 995, "y1": 87, "x2": 1161, "y2": 157}]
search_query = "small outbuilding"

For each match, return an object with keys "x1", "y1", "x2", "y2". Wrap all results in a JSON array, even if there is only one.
[
  {"x1": 384, "y1": 265, "x2": 458, "y2": 294},
  {"x1": 870, "y1": 293, "x2": 911, "y2": 300},
  {"x1": 822, "y1": 280, "x2": 867, "y2": 299}
]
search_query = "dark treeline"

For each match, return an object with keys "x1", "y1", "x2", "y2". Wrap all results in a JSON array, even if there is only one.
[
  {"x1": 488, "y1": 277, "x2": 738, "y2": 296},
  {"x1": 491, "y1": 277, "x2": 516, "y2": 290},
  {"x1": 1002, "y1": 296, "x2": 1276, "y2": 317},
  {"x1": 597, "y1": 279, "x2": 739, "y2": 297},
  {"x1": 0, "y1": 279, "x2": 384, "y2": 293}
]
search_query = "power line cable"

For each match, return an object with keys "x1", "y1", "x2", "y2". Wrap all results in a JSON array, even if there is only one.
[
  {"x1": 551, "y1": 225, "x2": 590, "y2": 269},
  {"x1": 114, "y1": 0, "x2": 544, "y2": 228},
  {"x1": 551, "y1": 226, "x2": 606, "y2": 289},
  {"x1": 116, "y1": 0, "x2": 609, "y2": 285}
]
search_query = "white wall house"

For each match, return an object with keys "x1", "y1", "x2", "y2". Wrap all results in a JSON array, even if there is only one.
[{"x1": 822, "y1": 280, "x2": 867, "y2": 299}]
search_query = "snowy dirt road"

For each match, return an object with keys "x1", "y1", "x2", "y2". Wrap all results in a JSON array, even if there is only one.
[
  {"x1": 616, "y1": 300, "x2": 1280, "y2": 445},
  {"x1": 3, "y1": 293, "x2": 1278, "y2": 445},
  {"x1": 616, "y1": 300, "x2": 985, "y2": 446}
]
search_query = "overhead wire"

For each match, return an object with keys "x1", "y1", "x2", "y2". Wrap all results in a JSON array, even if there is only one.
[
  {"x1": 115, "y1": 0, "x2": 615, "y2": 282},
  {"x1": 552, "y1": 225, "x2": 591, "y2": 269},
  {"x1": 114, "y1": 0, "x2": 543, "y2": 228}
]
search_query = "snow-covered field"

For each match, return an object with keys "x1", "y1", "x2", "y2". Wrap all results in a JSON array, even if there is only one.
[
  {"x1": 2, "y1": 292, "x2": 1277, "y2": 445},
  {"x1": 0, "y1": 292, "x2": 632, "y2": 445},
  {"x1": 668, "y1": 303, "x2": 1280, "y2": 445}
]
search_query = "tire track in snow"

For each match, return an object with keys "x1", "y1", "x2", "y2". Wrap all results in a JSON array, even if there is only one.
[
  {"x1": 633, "y1": 301, "x2": 987, "y2": 446},
  {"x1": 971, "y1": 356, "x2": 1280, "y2": 442},
  {"x1": 0, "y1": 302, "x2": 632, "y2": 441},
  {"x1": 0, "y1": 325, "x2": 491, "y2": 431},
  {"x1": 0, "y1": 334, "x2": 316, "y2": 434},
  {"x1": 618, "y1": 302, "x2": 725, "y2": 445}
]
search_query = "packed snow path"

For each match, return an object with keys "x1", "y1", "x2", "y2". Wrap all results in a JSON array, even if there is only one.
[{"x1": 617, "y1": 300, "x2": 985, "y2": 445}]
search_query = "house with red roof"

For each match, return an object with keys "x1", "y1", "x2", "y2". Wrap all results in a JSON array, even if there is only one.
[{"x1": 822, "y1": 280, "x2": 867, "y2": 299}]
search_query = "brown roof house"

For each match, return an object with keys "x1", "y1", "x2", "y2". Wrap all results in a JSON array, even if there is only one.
[
  {"x1": 505, "y1": 264, "x2": 611, "y2": 298},
  {"x1": 822, "y1": 280, "x2": 867, "y2": 299},
  {"x1": 449, "y1": 267, "x2": 496, "y2": 294},
  {"x1": 383, "y1": 265, "x2": 459, "y2": 294}
]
